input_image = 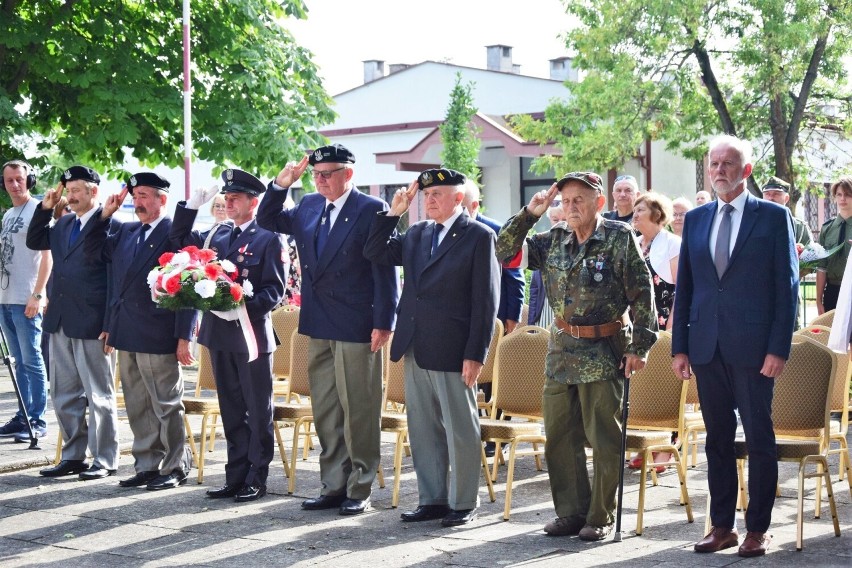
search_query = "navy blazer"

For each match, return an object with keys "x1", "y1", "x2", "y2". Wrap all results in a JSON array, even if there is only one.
[
  {"x1": 26, "y1": 205, "x2": 118, "y2": 339},
  {"x1": 527, "y1": 270, "x2": 545, "y2": 326},
  {"x1": 364, "y1": 210, "x2": 499, "y2": 372},
  {"x1": 171, "y1": 203, "x2": 286, "y2": 354},
  {"x1": 671, "y1": 193, "x2": 798, "y2": 367},
  {"x1": 100, "y1": 216, "x2": 197, "y2": 355},
  {"x1": 256, "y1": 185, "x2": 398, "y2": 343},
  {"x1": 476, "y1": 213, "x2": 525, "y2": 324}
]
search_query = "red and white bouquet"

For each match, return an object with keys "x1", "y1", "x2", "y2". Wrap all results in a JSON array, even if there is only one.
[
  {"x1": 147, "y1": 246, "x2": 253, "y2": 312},
  {"x1": 796, "y1": 242, "x2": 844, "y2": 276}
]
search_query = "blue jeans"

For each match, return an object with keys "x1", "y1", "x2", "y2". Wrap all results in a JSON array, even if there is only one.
[{"x1": 0, "y1": 304, "x2": 48, "y2": 424}]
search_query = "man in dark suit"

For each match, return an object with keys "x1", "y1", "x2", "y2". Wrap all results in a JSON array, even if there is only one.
[
  {"x1": 26, "y1": 165, "x2": 120, "y2": 480},
  {"x1": 364, "y1": 168, "x2": 499, "y2": 527},
  {"x1": 98, "y1": 172, "x2": 196, "y2": 491},
  {"x1": 672, "y1": 135, "x2": 798, "y2": 557},
  {"x1": 257, "y1": 144, "x2": 398, "y2": 515},
  {"x1": 171, "y1": 169, "x2": 286, "y2": 502}
]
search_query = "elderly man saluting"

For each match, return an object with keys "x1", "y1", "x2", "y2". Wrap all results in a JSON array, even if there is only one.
[{"x1": 496, "y1": 172, "x2": 657, "y2": 541}]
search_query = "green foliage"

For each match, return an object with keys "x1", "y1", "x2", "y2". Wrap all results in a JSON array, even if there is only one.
[
  {"x1": 514, "y1": 0, "x2": 852, "y2": 200},
  {"x1": 0, "y1": 0, "x2": 335, "y2": 181},
  {"x1": 440, "y1": 73, "x2": 481, "y2": 182}
]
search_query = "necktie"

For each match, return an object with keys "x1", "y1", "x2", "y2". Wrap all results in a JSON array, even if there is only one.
[
  {"x1": 431, "y1": 223, "x2": 444, "y2": 256},
  {"x1": 230, "y1": 227, "x2": 242, "y2": 246},
  {"x1": 68, "y1": 218, "x2": 82, "y2": 246},
  {"x1": 315, "y1": 203, "x2": 335, "y2": 256},
  {"x1": 714, "y1": 204, "x2": 734, "y2": 278},
  {"x1": 135, "y1": 224, "x2": 151, "y2": 257}
]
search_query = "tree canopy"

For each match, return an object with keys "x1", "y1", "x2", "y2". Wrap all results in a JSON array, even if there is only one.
[
  {"x1": 514, "y1": 0, "x2": 852, "y2": 200},
  {"x1": 0, "y1": 0, "x2": 335, "y2": 185},
  {"x1": 440, "y1": 73, "x2": 481, "y2": 183}
]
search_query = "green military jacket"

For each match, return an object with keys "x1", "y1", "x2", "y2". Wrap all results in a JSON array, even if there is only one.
[
  {"x1": 497, "y1": 207, "x2": 658, "y2": 384},
  {"x1": 818, "y1": 215, "x2": 852, "y2": 284},
  {"x1": 792, "y1": 216, "x2": 813, "y2": 247}
]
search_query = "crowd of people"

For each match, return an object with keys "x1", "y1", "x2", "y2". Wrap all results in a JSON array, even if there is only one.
[{"x1": 0, "y1": 134, "x2": 849, "y2": 555}]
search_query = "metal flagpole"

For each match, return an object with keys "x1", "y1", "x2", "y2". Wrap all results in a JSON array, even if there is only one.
[{"x1": 182, "y1": 0, "x2": 192, "y2": 200}]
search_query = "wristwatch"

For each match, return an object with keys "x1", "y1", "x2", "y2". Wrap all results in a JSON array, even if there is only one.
[{"x1": 32, "y1": 293, "x2": 43, "y2": 300}]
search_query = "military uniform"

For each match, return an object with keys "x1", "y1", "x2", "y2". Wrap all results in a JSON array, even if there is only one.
[
  {"x1": 497, "y1": 205, "x2": 657, "y2": 528},
  {"x1": 817, "y1": 215, "x2": 852, "y2": 310},
  {"x1": 792, "y1": 216, "x2": 813, "y2": 247}
]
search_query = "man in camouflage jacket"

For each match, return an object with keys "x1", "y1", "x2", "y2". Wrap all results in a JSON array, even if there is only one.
[{"x1": 497, "y1": 172, "x2": 658, "y2": 541}]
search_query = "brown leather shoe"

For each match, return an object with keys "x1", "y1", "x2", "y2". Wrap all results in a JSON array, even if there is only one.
[
  {"x1": 738, "y1": 531, "x2": 770, "y2": 557},
  {"x1": 694, "y1": 527, "x2": 739, "y2": 553},
  {"x1": 543, "y1": 516, "x2": 586, "y2": 536}
]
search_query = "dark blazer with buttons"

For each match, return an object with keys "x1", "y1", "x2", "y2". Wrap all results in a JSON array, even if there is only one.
[
  {"x1": 476, "y1": 213, "x2": 525, "y2": 324},
  {"x1": 363, "y1": 210, "x2": 499, "y2": 372},
  {"x1": 26, "y1": 205, "x2": 118, "y2": 340},
  {"x1": 672, "y1": 193, "x2": 798, "y2": 367},
  {"x1": 171, "y1": 203, "x2": 286, "y2": 354},
  {"x1": 256, "y1": 185, "x2": 398, "y2": 343},
  {"x1": 100, "y1": 216, "x2": 196, "y2": 355}
]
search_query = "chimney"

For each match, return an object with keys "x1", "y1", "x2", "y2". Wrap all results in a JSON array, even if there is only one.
[
  {"x1": 486, "y1": 45, "x2": 514, "y2": 73},
  {"x1": 363, "y1": 60, "x2": 385, "y2": 84},
  {"x1": 388, "y1": 63, "x2": 410, "y2": 75},
  {"x1": 549, "y1": 57, "x2": 578, "y2": 82}
]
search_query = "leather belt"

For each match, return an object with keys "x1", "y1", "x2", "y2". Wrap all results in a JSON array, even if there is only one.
[{"x1": 554, "y1": 313, "x2": 629, "y2": 339}]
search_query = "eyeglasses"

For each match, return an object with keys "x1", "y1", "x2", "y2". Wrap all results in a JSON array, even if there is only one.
[
  {"x1": 310, "y1": 167, "x2": 347, "y2": 180},
  {"x1": 672, "y1": 212, "x2": 686, "y2": 219}
]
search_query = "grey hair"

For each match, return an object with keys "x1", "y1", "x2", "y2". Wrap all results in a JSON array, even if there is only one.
[{"x1": 708, "y1": 134, "x2": 753, "y2": 165}]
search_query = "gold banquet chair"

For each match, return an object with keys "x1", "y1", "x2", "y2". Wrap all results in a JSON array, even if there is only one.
[
  {"x1": 381, "y1": 347, "x2": 409, "y2": 508},
  {"x1": 476, "y1": 318, "x2": 504, "y2": 415},
  {"x1": 810, "y1": 309, "x2": 835, "y2": 328},
  {"x1": 272, "y1": 329, "x2": 315, "y2": 493},
  {"x1": 623, "y1": 331, "x2": 693, "y2": 535},
  {"x1": 271, "y1": 304, "x2": 300, "y2": 400},
  {"x1": 733, "y1": 336, "x2": 842, "y2": 551},
  {"x1": 794, "y1": 325, "x2": 852, "y2": 488},
  {"x1": 181, "y1": 344, "x2": 220, "y2": 484},
  {"x1": 479, "y1": 325, "x2": 549, "y2": 520}
]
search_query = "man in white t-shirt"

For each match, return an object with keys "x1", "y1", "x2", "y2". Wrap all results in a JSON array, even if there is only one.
[{"x1": 0, "y1": 160, "x2": 52, "y2": 440}]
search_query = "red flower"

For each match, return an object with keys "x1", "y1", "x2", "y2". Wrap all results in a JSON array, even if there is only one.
[
  {"x1": 181, "y1": 245, "x2": 201, "y2": 260},
  {"x1": 795, "y1": 243, "x2": 805, "y2": 257},
  {"x1": 159, "y1": 252, "x2": 175, "y2": 266},
  {"x1": 156, "y1": 274, "x2": 164, "y2": 289},
  {"x1": 198, "y1": 248, "x2": 216, "y2": 263},
  {"x1": 229, "y1": 283, "x2": 243, "y2": 302},
  {"x1": 205, "y1": 264, "x2": 222, "y2": 279},
  {"x1": 165, "y1": 276, "x2": 182, "y2": 295}
]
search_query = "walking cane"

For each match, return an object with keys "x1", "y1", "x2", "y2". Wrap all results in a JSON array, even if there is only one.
[
  {"x1": 0, "y1": 325, "x2": 39, "y2": 449},
  {"x1": 613, "y1": 371, "x2": 631, "y2": 542}
]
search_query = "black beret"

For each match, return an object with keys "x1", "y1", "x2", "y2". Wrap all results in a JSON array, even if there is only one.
[
  {"x1": 761, "y1": 176, "x2": 790, "y2": 193},
  {"x1": 309, "y1": 144, "x2": 355, "y2": 165},
  {"x1": 127, "y1": 172, "x2": 170, "y2": 194},
  {"x1": 62, "y1": 165, "x2": 100, "y2": 184},
  {"x1": 556, "y1": 171, "x2": 604, "y2": 192},
  {"x1": 418, "y1": 168, "x2": 466, "y2": 189},
  {"x1": 220, "y1": 168, "x2": 265, "y2": 196}
]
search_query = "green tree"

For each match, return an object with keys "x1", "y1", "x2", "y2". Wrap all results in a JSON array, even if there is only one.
[
  {"x1": 513, "y1": 0, "x2": 852, "y2": 204},
  {"x1": 440, "y1": 72, "x2": 481, "y2": 182},
  {"x1": 0, "y1": 0, "x2": 335, "y2": 183}
]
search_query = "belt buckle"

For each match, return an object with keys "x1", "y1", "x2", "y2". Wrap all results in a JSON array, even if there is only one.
[{"x1": 569, "y1": 324, "x2": 581, "y2": 339}]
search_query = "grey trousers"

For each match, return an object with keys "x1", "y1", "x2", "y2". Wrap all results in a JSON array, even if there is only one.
[
  {"x1": 307, "y1": 338, "x2": 382, "y2": 500},
  {"x1": 404, "y1": 350, "x2": 481, "y2": 511},
  {"x1": 50, "y1": 328, "x2": 119, "y2": 469},
  {"x1": 119, "y1": 350, "x2": 188, "y2": 474}
]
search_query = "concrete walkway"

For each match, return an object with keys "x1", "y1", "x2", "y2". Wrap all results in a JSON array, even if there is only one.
[{"x1": 0, "y1": 367, "x2": 849, "y2": 567}]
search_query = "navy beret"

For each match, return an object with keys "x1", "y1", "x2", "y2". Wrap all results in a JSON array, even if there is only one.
[
  {"x1": 62, "y1": 165, "x2": 100, "y2": 184},
  {"x1": 220, "y1": 168, "x2": 265, "y2": 196},
  {"x1": 309, "y1": 144, "x2": 355, "y2": 165},
  {"x1": 556, "y1": 171, "x2": 604, "y2": 192},
  {"x1": 761, "y1": 176, "x2": 790, "y2": 193},
  {"x1": 418, "y1": 168, "x2": 466, "y2": 189},
  {"x1": 128, "y1": 172, "x2": 170, "y2": 194}
]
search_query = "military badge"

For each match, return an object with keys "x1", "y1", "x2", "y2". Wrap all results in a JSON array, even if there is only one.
[
  {"x1": 225, "y1": 169, "x2": 234, "y2": 182},
  {"x1": 129, "y1": 175, "x2": 137, "y2": 186},
  {"x1": 314, "y1": 149, "x2": 323, "y2": 162},
  {"x1": 421, "y1": 172, "x2": 433, "y2": 186},
  {"x1": 64, "y1": 170, "x2": 71, "y2": 180}
]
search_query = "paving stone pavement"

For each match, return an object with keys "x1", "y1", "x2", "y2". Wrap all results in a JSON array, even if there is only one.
[{"x1": 0, "y1": 366, "x2": 849, "y2": 567}]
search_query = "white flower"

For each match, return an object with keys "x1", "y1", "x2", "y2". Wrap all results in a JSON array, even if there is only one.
[
  {"x1": 220, "y1": 259, "x2": 236, "y2": 273},
  {"x1": 171, "y1": 251, "x2": 191, "y2": 266},
  {"x1": 147, "y1": 268, "x2": 160, "y2": 289},
  {"x1": 799, "y1": 243, "x2": 829, "y2": 263},
  {"x1": 194, "y1": 279, "x2": 216, "y2": 299},
  {"x1": 242, "y1": 280, "x2": 254, "y2": 298}
]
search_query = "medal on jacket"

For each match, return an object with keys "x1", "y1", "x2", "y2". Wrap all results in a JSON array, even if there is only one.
[
  {"x1": 580, "y1": 261, "x2": 591, "y2": 286},
  {"x1": 593, "y1": 255, "x2": 606, "y2": 282}
]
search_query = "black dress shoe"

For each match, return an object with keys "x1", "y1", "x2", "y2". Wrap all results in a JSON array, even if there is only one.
[
  {"x1": 40, "y1": 460, "x2": 88, "y2": 478},
  {"x1": 119, "y1": 471, "x2": 159, "y2": 488},
  {"x1": 146, "y1": 470, "x2": 188, "y2": 491},
  {"x1": 234, "y1": 484, "x2": 266, "y2": 502},
  {"x1": 339, "y1": 497, "x2": 370, "y2": 515},
  {"x1": 441, "y1": 508, "x2": 477, "y2": 527},
  {"x1": 400, "y1": 504, "x2": 452, "y2": 522},
  {"x1": 79, "y1": 465, "x2": 117, "y2": 480},
  {"x1": 206, "y1": 483, "x2": 243, "y2": 498},
  {"x1": 302, "y1": 494, "x2": 347, "y2": 510}
]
